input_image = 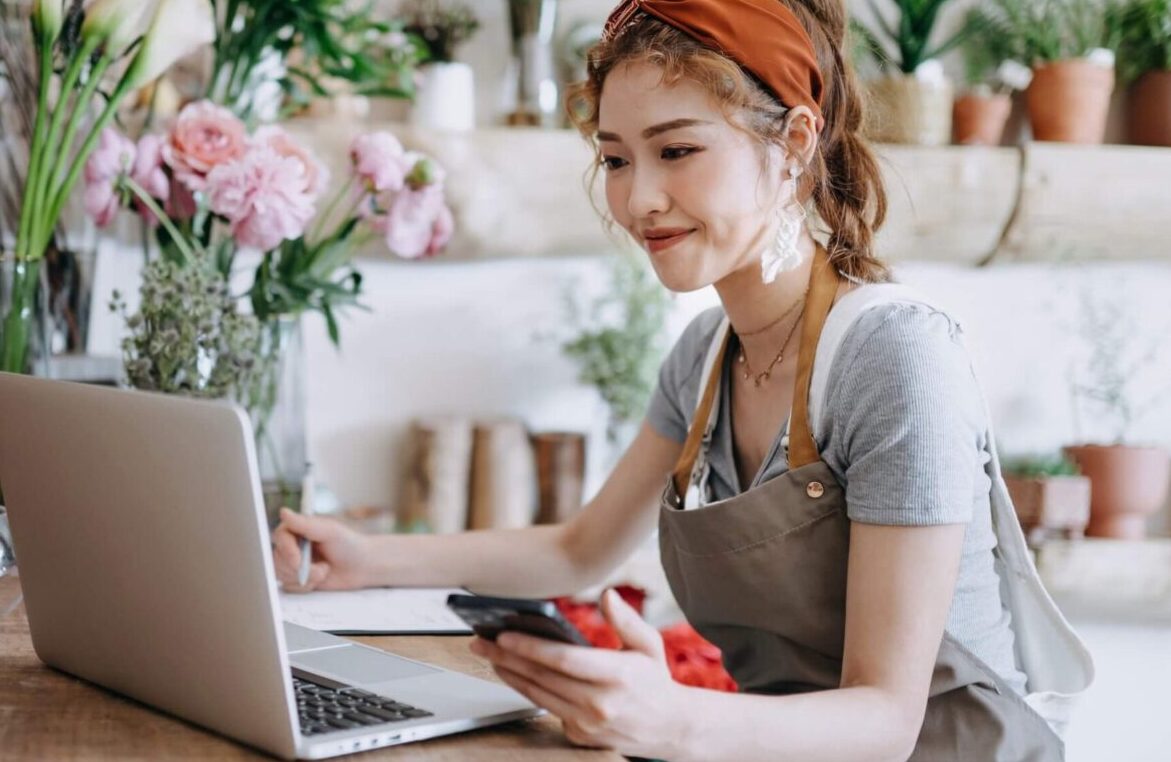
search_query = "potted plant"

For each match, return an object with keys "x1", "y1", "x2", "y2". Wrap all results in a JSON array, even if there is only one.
[
  {"x1": 852, "y1": 0, "x2": 974, "y2": 145},
  {"x1": 1063, "y1": 288, "x2": 1170, "y2": 539},
  {"x1": 1109, "y1": 0, "x2": 1171, "y2": 146},
  {"x1": 400, "y1": 0, "x2": 480, "y2": 132},
  {"x1": 1002, "y1": 454, "x2": 1091, "y2": 547},
  {"x1": 979, "y1": 0, "x2": 1117, "y2": 143},
  {"x1": 953, "y1": 9, "x2": 1035, "y2": 145}
]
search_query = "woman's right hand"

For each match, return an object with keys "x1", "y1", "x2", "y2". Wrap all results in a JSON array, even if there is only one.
[{"x1": 272, "y1": 508, "x2": 372, "y2": 592}]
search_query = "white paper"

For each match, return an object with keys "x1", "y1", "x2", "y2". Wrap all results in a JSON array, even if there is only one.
[{"x1": 279, "y1": 587, "x2": 473, "y2": 635}]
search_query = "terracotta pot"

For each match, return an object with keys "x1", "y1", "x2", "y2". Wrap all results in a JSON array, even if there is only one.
[
  {"x1": 952, "y1": 93, "x2": 1012, "y2": 145},
  {"x1": 865, "y1": 73, "x2": 954, "y2": 145},
  {"x1": 1026, "y1": 59, "x2": 1115, "y2": 143},
  {"x1": 1126, "y1": 70, "x2": 1171, "y2": 147},
  {"x1": 1003, "y1": 474, "x2": 1091, "y2": 547},
  {"x1": 1063, "y1": 444, "x2": 1171, "y2": 539}
]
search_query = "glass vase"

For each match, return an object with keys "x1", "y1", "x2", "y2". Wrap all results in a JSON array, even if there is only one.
[
  {"x1": 250, "y1": 316, "x2": 309, "y2": 529},
  {"x1": 505, "y1": 0, "x2": 560, "y2": 127},
  {"x1": 0, "y1": 255, "x2": 50, "y2": 376}
]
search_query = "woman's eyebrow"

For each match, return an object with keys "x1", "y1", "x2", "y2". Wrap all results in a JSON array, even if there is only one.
[{"x1": 596, "y1": 118, "x2": 712, "y2": 143}]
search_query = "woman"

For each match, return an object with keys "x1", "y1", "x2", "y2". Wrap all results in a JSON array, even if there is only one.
[{"x1": 274, "y1": 1, "x2": 1087, "y2": 758}]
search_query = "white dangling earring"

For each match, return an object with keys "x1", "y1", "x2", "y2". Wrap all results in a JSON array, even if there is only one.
[{"x1": 760, "y1": 165, "x2": 807, "y2": 285}]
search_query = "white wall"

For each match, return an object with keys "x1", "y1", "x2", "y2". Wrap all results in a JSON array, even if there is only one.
[{"x1": 89, "y1": 250, "x2": 1171, "y2": 533}]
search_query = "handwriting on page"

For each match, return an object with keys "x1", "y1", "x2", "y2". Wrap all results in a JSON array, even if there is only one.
[{"x1": 278, "y1": 588, "x2": 472, "y2": 634}]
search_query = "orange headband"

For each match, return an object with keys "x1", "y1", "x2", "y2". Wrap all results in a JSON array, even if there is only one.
[{"x1": 603, "y1": 0, "x2": 825, "y2": 130}]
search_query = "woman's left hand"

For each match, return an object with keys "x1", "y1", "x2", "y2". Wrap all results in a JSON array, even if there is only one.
[{"x1": 469, "y1": 588, "x2": 690, "y2": 757}]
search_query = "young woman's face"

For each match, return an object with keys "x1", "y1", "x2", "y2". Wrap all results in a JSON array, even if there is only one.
[{"x1": 598, "y1": 61, "x2": 787, "y2": 292}]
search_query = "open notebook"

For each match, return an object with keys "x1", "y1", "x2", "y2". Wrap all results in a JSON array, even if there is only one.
[{"x1": 278, "y1": 587, "x2": 473, "y2": 635}]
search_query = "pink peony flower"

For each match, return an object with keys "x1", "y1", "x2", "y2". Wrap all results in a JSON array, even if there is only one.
[
  {"x1": 83, "y1": 127, "x2": 136, "y2": 227},
  {"x1": 252, "y1": 125, "x2": 327, "y2": 199},
  {"x1": 350, "y1": 132, "x2": 410, "y2": 193},
  {"x1": 205, "y1": 145, "x2": 316, "y2": 252},
  {"x1": 372, "y1": 184, "x2": 453, "y2": 259},
  {"x1": 129, "y1": 133, "x2": 170, "y2": 225},
  {"x1": 163, "y1": 100, "x2": 247, "y2": 191},
  {"x1": 426, "y1": 203, "x2": 454, "y2": 257}
]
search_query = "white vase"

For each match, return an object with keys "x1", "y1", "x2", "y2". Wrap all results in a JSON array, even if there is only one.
[{"x1": 410, "y1": 62, "x2": 476, "y2": 132}]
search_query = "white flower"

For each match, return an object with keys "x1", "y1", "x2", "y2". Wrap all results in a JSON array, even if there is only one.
[
  {"x1": 32, "y1": 0, "x2": 65, "y2": 43},
  {"x1": 125, "y1": 0, "x2": 215, "y2": 89},
  {"x1": 996, "y1": 60, "x2": 1033, "y2": 92},
  {"x1": 1086, "y1": 48, "x2": 1115, "y2": 70},
  {"x1": 82, "y1": 0, "x2": 150, "y2": 54},
  {"x1": 912, "y1": 59, "x2": 946, "y2": 86}
]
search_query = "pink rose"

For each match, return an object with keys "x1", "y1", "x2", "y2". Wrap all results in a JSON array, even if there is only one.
[
  {"x1": 252, "y1": 125, "x2": 327, "y2": 199},
  {"x1": 129, "y1": 133, "x2": 170, "y2": 225},
  {"x1": 205, "y1": 145, "x2": 316, "y2": 252},
  {"x1": 350, "y1": 132, "x2": 410, "y2": 193},
  {"x1": 83, "y1": 127, "x2": 135, "y2": 227},
  {"x1": 373, "y1": 184, "x2": 452, "y2": 259},
  {"x1": 163, "y1": 100, "x2": 247, "y2": 191}
]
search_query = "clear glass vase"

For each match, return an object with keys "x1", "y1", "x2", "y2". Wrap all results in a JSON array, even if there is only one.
[
  {"x1": 0, "y1": 255, "x2": 50, "y2": 376},
  {"x1": 249, "y1": 316, "x2": 309, "y2": 529},
  {"x1": 505, "y1": 0, "x2": 560, "y2": 127}
]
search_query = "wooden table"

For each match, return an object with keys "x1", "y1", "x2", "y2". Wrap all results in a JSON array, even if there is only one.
[{"x1": 0, "y1": 575, "x2": 622, "y2": 761}]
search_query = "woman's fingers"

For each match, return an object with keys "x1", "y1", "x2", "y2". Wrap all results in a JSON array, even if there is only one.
[
  {"x1": 492, "y1": 663, "x2": 586, "y2": 721},
  {"x1": 493, "y1": 632, "x2": 619, "y2": 683}
]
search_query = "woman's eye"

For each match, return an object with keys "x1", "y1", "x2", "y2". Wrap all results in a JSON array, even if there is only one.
[
  {"x1": 662, "y1": 146, "x2": 697, "y2": 160},
  {"x1": 601, "y1": 155, "x2": 628, "y2": 171}
]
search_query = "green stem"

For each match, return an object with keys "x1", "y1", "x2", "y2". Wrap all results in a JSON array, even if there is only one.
[
  {"x1": 42, "y1": 70, "x2": 137, "y2": 256},
  {"x1": 120, "y1": 176, "x2": 197, "y2": 266},
  {"x1": 309, "y1": 179, "x2": 358, "y2": 245},
  {"x1": 0, "y1": 261, "x2": 42, "y2": 373},
  {"x1": 33, "y1": 43, "x2": 109, "y2": 255},
  {"x1": 15, "y1": 43, "x2": 56, "y2": 263}
]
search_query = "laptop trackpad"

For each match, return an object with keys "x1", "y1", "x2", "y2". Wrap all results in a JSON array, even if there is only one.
[{"x1": 292, "y1": 644, "x2": 440, "y2": 684}]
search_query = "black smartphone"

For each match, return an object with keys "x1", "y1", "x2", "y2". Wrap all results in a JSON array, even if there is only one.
[{"x1": 446, "y1": 593, "x2": 592, "y2": 647}]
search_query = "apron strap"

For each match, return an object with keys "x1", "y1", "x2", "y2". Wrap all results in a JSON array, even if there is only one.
[
  {"x1": 670, "y1": 245, "x2": 842, "y2": 495},
  {"x1": 788, "y1": 245, "x2": 842, "y2": 469},
  {"x1": 670, "y1": 329, "x2": 730, "y2": 500}
]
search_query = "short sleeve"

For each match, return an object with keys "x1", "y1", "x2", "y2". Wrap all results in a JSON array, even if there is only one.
[
  {"x1": 645, "y1": 307, "x2": 724, "y2": 444},
  {"x1": 824, "y1": 305, "x2": 989, "y2": 526}
]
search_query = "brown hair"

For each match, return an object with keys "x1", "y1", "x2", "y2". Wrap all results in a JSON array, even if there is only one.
[{"x1": 566, "y1": 1, "x2": 890, "y2": 283}]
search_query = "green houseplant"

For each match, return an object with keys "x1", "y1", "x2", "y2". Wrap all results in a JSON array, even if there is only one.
[
  {"x1": 952, "y1": 8, "x2": 1034, "y2": 145},
  {"x1": 1109, "y1": 0, "x2": 1171, "y2": 145},
  {"x1": 208, "y1": 0, "x2": 426, "y2": 120},
  {"x1": 561, "y1": 254, "x2": 670, "y2": 447},
  {"x1": 977, "y1": 0, "x2": 1118, "y2": 143},
  {"x1": 1063, "y1": 288, "x2": 1171, "y2": 539},
  {"x1": 852, "y1": 0, "x2": 974, "y2": 145}
]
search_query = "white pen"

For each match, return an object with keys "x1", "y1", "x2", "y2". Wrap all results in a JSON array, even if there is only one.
[{"x1": 296, "y1": 465, "x2": 314, "y2": 588}]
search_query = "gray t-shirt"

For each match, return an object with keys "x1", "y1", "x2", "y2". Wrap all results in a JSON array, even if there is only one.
[{"x1": 647, "y1": 303, "x2": 1028, "y2": 695}]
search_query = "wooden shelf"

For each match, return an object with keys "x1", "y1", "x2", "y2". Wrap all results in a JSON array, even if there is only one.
[{"x1": 288, "y1": 119, "x2": 1171, "y2": 264}]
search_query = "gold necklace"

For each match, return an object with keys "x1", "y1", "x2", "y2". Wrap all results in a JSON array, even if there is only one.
[
  {"x1": 735, "y1": 293, "x2": 804, "y2": 337},
  {"x1": 737, "y1": 301, "x2": 805, "y2": 388}
]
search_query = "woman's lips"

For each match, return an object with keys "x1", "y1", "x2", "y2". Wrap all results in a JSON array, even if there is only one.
[{"x1": 644, "y1": 230, "x2": 694, "y2": 254}]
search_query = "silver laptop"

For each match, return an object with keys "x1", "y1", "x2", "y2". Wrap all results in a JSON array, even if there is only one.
[{"x1": 0, "y1": 372, "x2": 540, "y2": 759}]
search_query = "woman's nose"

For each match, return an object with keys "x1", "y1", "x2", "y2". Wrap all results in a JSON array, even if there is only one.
[{"x1": 627, "y1": 168, "x2": 670, "y2": 219}]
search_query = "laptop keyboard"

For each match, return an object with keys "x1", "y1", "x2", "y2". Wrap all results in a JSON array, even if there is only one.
[{"x1": 293, "y1": 675, "x2": 434, "y2": 736}]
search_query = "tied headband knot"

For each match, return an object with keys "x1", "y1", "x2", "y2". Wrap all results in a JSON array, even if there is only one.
[{"x1": 602, "y1": 0, "x2": 825, "y2": 131}]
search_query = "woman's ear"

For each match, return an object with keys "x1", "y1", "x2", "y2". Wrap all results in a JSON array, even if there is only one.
[{"x1": 783, "y1": 105, "x2": 819, "y2": 171}]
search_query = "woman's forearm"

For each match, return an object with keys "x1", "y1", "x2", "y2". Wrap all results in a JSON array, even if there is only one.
[
  {"x1": 666, "y1": 684, "x2": 920, "y2": 762},
  {"x1": 359, "y1": 523, "x2": 597, "y2": 597}
]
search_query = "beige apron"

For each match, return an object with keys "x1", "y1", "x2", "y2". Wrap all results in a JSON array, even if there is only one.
[{"x1": 658, "y1": 248, "x2": 1067, "y2": 760}]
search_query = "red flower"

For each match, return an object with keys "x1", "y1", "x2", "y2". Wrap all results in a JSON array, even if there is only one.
[{"x1": 552, "y1": 588, "x2": 738, "y2": 693}]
